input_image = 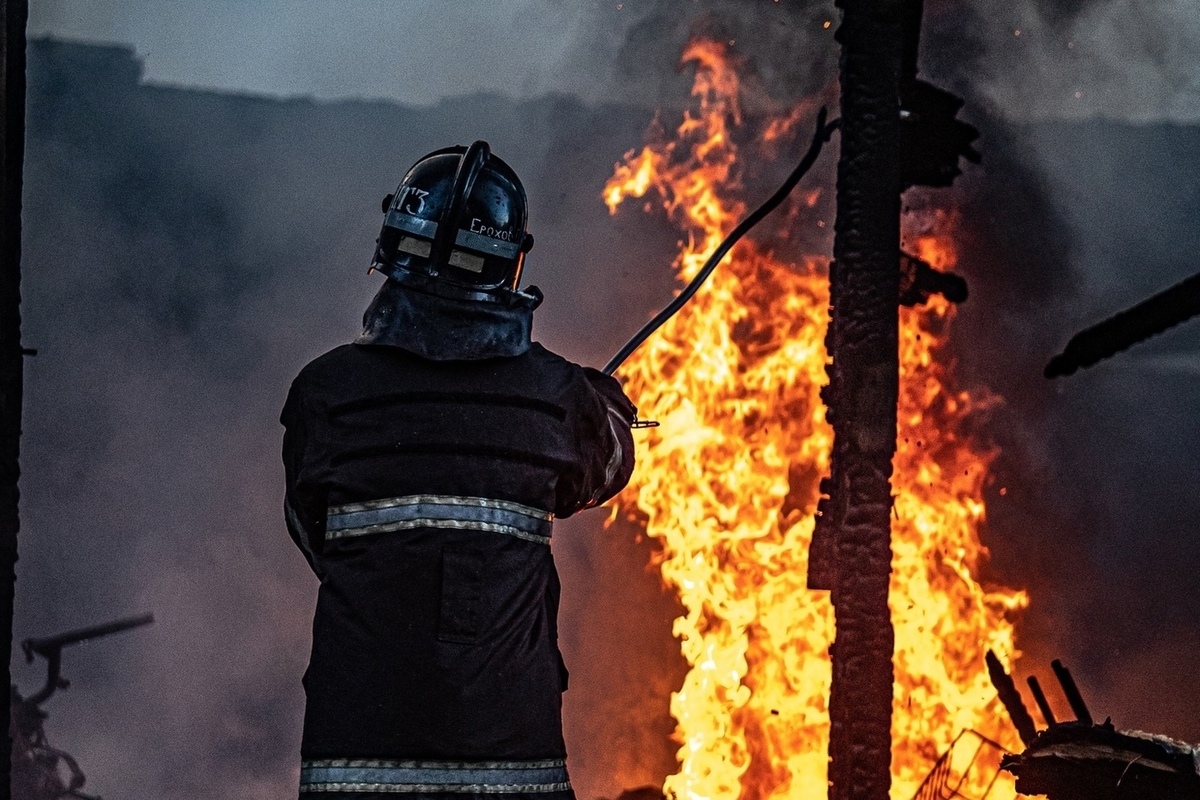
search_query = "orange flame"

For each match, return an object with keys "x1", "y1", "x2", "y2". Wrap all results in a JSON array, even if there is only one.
[{"x1": 605, "y1": 38, "x2": 1027, "y2": 800}]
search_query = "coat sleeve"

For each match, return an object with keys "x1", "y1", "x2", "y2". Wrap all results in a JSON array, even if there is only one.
[
  {"x1": 281, "y1": 377, "x2": 329, "y2": 577},
  {"x1": 555, "y1": 367, "x2": 637, "y2": 517}
]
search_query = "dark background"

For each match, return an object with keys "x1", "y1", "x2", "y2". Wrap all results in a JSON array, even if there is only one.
[{"x1": 12, "y1": 12, "x2": 1200, "y2": 800}]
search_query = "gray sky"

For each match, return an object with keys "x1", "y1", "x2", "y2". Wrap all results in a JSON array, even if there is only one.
[
  {"x1": 28, "y1": 1, "x2": 628, "y2": 105},
  {"x1": 28, "y1": 0, "x2": 1200, "y2": 120},
  {"x1": 970, "y1": 0, "x2": 1200, "y2": 121}
]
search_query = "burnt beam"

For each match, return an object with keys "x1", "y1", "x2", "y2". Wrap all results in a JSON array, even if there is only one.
[
  {"x1": 823, "y1": 0, "x2": 903, "y2": 798},
  {"x1": 0, "y1": 1, "x2": 28, "y2": 798},
  {"x1": 1027, "y1": 676, "x2": 1058, "y2": 728},
  {"x1": 985, "y1": 650, "x2": 1037, "y2": 746},
  {"x1": 1045, "y1": 270, "x2": 1200, "y2": 378},
  {"x1": 1051, "y1": 659, "x2": 1093, "y2": 727},
  {"x1": 898, "y1": 250, "x2": 967, "y2": 306}
]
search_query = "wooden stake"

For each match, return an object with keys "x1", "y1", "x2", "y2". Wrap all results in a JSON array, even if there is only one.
[
  {"x1": 0, "y1": 1, "x2": 28, "y2": 796},
  {"x1": 824, "y1": 0, "x2": 902, "y2": 798}
]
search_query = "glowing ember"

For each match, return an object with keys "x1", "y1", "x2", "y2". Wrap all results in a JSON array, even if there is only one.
[{"x1": 605, "y1": 38, "x2": 1027, "y2": 800}]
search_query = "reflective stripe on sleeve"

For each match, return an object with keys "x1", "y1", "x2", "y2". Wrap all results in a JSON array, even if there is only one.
[
  {"x1": 299, "y1": 758, "x2": 571, "y2": 794},
  {"x1": 326, "y1": 494, "x2": 553, "y2": 545}
]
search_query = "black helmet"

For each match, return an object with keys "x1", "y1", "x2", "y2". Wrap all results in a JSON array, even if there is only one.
[{"x1": 371, "y1": 140, "x2": 535, "y2": 303}]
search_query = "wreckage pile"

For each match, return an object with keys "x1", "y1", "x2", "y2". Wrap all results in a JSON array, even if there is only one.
[
  {"x1": 989, "y1": 651, "x2": 1200, "y2": 800},
  {"x1": 1003, "y1": 722, "x2": 1200, "y2": 800}
]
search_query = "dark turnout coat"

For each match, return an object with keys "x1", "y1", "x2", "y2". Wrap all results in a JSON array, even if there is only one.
[{"x1": 281, "y1": 297, "x2": 635, "y2": 798}]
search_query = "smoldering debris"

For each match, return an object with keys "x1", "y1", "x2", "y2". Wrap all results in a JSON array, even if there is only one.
[{"x1": 989, "y1": 652, "x2": 1200, "y2": 800}]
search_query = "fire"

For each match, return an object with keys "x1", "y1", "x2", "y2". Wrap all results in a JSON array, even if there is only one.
[{"x1": 605, "y1": 38, "x2": 1028, "y2": 800}]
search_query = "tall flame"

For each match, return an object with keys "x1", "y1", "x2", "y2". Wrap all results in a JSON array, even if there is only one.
[{"x1": 605, "y1": 39, "x2": 1028, "y2": 800}]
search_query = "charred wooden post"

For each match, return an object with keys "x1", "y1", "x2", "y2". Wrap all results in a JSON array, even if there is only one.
[
  {"x1": 822, "y1": 0, "x2": 904, "y2": 798},
  {"x1": 0, "y1": 1, "x2": 28, "y2": 797}
]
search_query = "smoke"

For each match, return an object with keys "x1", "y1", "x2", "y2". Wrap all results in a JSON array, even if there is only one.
[
  {"x1": 555, "y1": 516, "x2": 688, "y2": 799},
  {"x1": 603, "y1": 2, "x2": 841, "y2": 116},
  {"x1": 14, "y1": 2, "x2": 1200, "y2": 798},
  {"x1": 918, "y1": 5, "x2": 1200, "y2": 745},
  {"x1": 16, "y1": 38, "x2": 675, "y2": 799},
  {"x1": 923, "y1": 0, "x2": 1200, "y2": 121},
  {"x1": 947, "y1": 117, "x2": 1200, "y2": 741}
]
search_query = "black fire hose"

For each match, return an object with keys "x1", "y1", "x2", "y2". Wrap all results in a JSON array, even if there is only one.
[{"x1": 601, "y1": 107, "x2": 840, "y2": 376}]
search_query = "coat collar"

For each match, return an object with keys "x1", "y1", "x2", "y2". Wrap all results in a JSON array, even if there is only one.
[{"x1": 355, "y1": 279, "x2": 541, "y2": 360}]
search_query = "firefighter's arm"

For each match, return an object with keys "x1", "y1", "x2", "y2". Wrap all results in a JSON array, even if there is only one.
[
  {"x1": 281, "y1": 384, "x2": 327, "y2": 577},
  {"x1": 577, "y1": 366, "x2": 637, "y2": 510}
]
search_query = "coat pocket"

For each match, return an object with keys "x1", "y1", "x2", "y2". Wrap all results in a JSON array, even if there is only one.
[{"x1": 437, "y1": 546, "x2": 485, "y2": 644}]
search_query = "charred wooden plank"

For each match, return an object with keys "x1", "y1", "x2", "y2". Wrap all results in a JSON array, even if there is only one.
[
  {"x1": 899, "y1": 250, "x2": 967, "y2": 306},
  {"x1": 985, "y1": 650, "x2": 1037, "y2": 747},
  {"x1": 1046, "y1": 270, "x2": 1200, "y2": 378},
  {"x1": 824, "y1": 1, "x2": 904, "y2": 798},
  {"x1": 1027, "y1": 675, "x2": 1059, "y2": 728},
  {"x1": 1051, "y1": 659, "x2": 1094, "y2": 726}
]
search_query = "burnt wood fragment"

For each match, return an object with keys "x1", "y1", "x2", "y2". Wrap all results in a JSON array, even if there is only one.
[
  {"x1": 993, "y1": 658, "x2": 1200, "y2": 799},
  {"x1": 899, "y1": 80, "x2": 981, "y2": 190},
  {"x1": 1046, "y1": 270, "x2": 1200, "y2": 377},
  {"x1": 1050, "y1": 659, "x2": 1094, "y2": 727},
  {"x1": 985, "y1": 650, "x2": 1037, "y2": 747},
  {"x1": 1002, "y1": 723, "x2": 1200, "y2": 800},
  {"x1": 899, "y1": 250, "x2": 967, "y2": 306},
  {"x1": 1027, "y1": 675, "x2": 1058, "y2": 728}
]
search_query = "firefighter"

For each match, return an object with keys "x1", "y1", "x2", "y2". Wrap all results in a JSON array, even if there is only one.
[{"x1": 281, "y1": 141, "x2": 636, "y2": 798}]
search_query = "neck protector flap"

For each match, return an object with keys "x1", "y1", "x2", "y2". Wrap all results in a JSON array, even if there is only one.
[{"x1": 356, "y1": 280, "x2": 540, "y2": 360}]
